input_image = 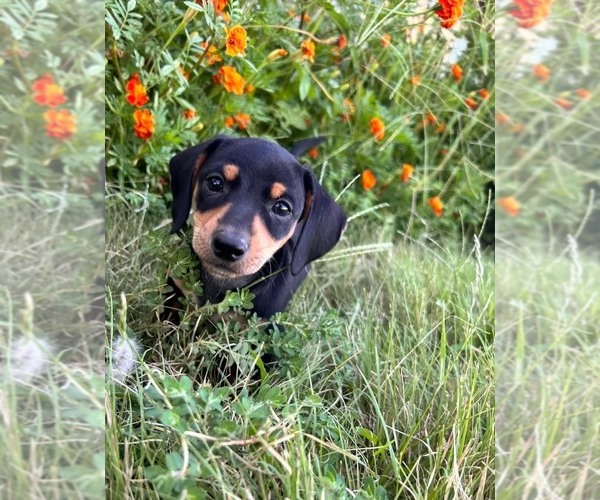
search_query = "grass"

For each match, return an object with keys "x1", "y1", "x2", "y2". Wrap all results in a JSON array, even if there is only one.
[
  {"x1": 496, "y1": 240, "x2": 600, "y2": 498},
  {"x1": 105, "y1": 192, "x2": 494, "y2": 499},
  {"x1": 0, "y1": 187, "x2": 104, "y2": 498}
]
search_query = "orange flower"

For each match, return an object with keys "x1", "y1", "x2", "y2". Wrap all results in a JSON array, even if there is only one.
[
  {"x1": 43, "y1": 109, "x2": 76, "y2": 140},
  {"x1": 496, "y1": 112, "x2": 510, "y2": 124},
  {"x1": 424, "y1": 112, "x2": 438, "y2": 126},
  {"x1": 133, "y1": 109, "x2": 155, "y2": 140},
  {"x1": 234, "y1": 112, "x2": 251, "y2": 130},
  {"x1": 215, "y1": 0, "x2": 227, "y2": 10},
  {"x1": 410, "y1": 75, "x2": 421, "y2": 86},
  {"x1": 436, "y1": 0, "x2": 465, "y2": 29},
  {"x1": 32, "y1": 74, "x2": 67, "y2": 107},
  {"x1": 509, "y1": 122, "x2": 525, "y2": 134},
  {"x1": 428, "y1": 196, "x2": 444, "y2": 217},
  {"x1": 214, "y1": 66, "x2": 246, "y2": 95},
  {"x1": 532, "y1": 63, "x2": 550, "y2": 82},
  {"x1": 369, "y1": 117, "x2": 385, "y2": 141},
  {"x1": 245, "y1": 84, "x2": 255, "y2": 94},
  {"x1": 381, "y1": 34, "x2": 392, "y2": 47},
  {"x1": 201, "y1": 42, "x2": 223, "y2": 66},
  {"x1": 225, "y1": 25, "x2": 247, "y2": 57},
  {"x1": 201, "y1": 0, "x2": 227, "y2": 14},
  {"x1": 555, "y1": 97, "x2": 572, "y2": 110},
  {"x1": 178, "y1": 66, "x2": 190, "y2": 81},
  {"x1": 478, "y1": 88, "x2": 490, "y2": 99},
  {"x1": 465, "y1": 97, "x2": 478, "y2": 110},
  {"x1": 308, "y1": 147, "x2": 319, "y2": 159},
  {"x1": 498, "y1": 196, "x2": 520, "y2": 217},
  {"x1": 301, "y1": 39, "x2": 316, "y2": 63},
  {"x1": 509, "y1": 0, "x2": 553, "y2": 28},
  {"x1": 361, "y1": 170, "x2": 377, "y2": 190},
  {"x1": 400, "y1": 163, "x2": 414, "y2": 183},
  {"x1": 575, "y1": 88, "x2": 591, "y2": 99},
  {"x1": 451, "y1": 64, "x2": 463, "y2": 82},
  {"x1": 125, "y1": 73, "x2": 149, "y2": 107},
  {"x1": 224, "y1": 116, "x2": 235, "y2": 127},
  {"x1": 183, "y1": 108, "x2": 196, "y2": 120},
  {"x1": 337, "y1": 34, "x2": 347, "y2": 51}
]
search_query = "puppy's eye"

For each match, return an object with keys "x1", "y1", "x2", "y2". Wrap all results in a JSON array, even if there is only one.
[
  {"x1": 272, "y1": 200, "x2": 292, "y2": 217},
  {"x1": 206, "y1": 176, "x2": 224, "y2": 192}
]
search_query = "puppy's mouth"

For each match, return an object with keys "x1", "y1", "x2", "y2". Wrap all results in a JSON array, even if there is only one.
[
  {"x1": 200, "y1": 257, "x2": 253, "y2": 283},
  {"x1": 203, "y1": 260, "x2": 239, "y2": 278}
]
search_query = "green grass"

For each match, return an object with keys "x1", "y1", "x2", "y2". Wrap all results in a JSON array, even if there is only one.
[
  {"x1": 0, "y1": 189, "x2": 104, "y2": 498},
  {"x1": 496, "y1": 242, "x2": 600, "y2": 498},
  {"x1": 105, "y1": 192, "x2": 494, "y2": 499}
]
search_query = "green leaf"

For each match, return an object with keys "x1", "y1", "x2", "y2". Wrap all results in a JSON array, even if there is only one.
[
  {"x1": 299, "y1": 69, "x2": 311, "y2": 102},
  {"x1": 357, "y1": 427, "x2": 380, "y2": 445}
]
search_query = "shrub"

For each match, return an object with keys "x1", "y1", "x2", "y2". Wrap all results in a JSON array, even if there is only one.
[{"x1": 105, "y1": 0, "x2": 494, "y2": 243}]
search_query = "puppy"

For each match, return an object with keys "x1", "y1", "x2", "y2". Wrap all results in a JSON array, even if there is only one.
[{"x1": 166, "y1": 135, "x2": 347, "y2": 319}]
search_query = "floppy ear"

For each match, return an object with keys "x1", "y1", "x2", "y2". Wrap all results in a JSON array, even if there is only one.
[
  {"x1": 288, "y1": 136, "x2": 326, "y2": 159},
  {"x1": 169, "y1": 136, "x2": 227, "y2": 233},
  {"x1": 291, "y1": 168, "x2": 347, "y2": 275}
]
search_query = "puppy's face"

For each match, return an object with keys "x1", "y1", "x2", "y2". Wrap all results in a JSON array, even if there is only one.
[{"x1": 188, "y1": 139, "x2": 307, "y2": 283}]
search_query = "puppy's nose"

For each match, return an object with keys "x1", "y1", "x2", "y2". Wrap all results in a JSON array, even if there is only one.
[{"x1": 212, "y1": 231, "x2": 249, "y2": 262}]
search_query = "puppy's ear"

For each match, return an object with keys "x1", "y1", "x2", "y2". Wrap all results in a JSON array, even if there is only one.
[
  {"x1": 169, "y1": 136, "x2": 227, "y2": 233},
  {"x1": 288, "y1": 136, "x2": 326, "y2": 159},
  {"x1": 291, "y1": 168, "x2": 347, "y2": 275}
]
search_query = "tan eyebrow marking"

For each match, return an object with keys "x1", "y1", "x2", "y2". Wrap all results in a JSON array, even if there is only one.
[
  {"x1": 270, "y1": 182, "x2": 287, "y2": 199},
  {"x1": 223, "y1": 164, "x2": 239, "y2": 181}
]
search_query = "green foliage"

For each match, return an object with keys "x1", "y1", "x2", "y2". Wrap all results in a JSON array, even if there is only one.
[
  {"x1": 496, "y1": 2, "x2": 600, "y2": 246},
  {"x1": 105, "y1": 0, "x2": 494, "y2": 242},
  {"x1": 105, "y1": 196, "x2": 494, "y2": 498},
  {"x1": 0, "y1": 1, "x2": 104, "y2": 498},
  {"x1": 0, "y1": 0, "x2": 104, "y2": 189}
]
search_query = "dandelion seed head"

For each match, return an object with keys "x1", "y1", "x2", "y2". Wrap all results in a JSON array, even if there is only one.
[
  {"x1": 3, "y1": 337, "x2": 53, "y2": 384},
  {"x1": 111, "y1": 336, "x2": 142, "y2": 383}
]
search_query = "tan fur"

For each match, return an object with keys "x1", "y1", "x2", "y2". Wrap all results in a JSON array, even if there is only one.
[
  {"x1": 192, "y1": 204, "x2": 233, "y2": 277},
  {"x1": 245, "y1": 215, "x2": 296, "y2": 274},
  {"x1": 223, "y1": 164, "x2": 239, "y2": 182},
  {"x1": 270, "y1": 182, "x2": 287, "y2": 199}
]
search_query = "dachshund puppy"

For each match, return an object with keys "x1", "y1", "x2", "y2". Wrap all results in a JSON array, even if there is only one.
[{"x1": 166, "y1": 136, "x2": 347, "y2": 319}]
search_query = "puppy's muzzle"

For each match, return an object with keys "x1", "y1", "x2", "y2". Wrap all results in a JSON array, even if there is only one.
[{"x1": 212, "y1": 229, "x2": 249, "y2": 262}]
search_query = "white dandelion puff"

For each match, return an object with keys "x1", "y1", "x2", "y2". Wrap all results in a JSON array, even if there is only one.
[
  {"x1": 521, "y1": 36, "x2": 558, "y2": 65},
  {"x1": 447, "y1": 36, "x2": 469, "y2": 64},
  {"x1": 2, "y1": 337, "x2": 53, "y2": 384},
  {"x1": 111, "y1": 336, "x2": 142, "y2": 383}
]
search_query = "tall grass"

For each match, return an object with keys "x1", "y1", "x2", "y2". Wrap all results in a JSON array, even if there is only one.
[
  {"x1": 105, "y1": 193, "x2": 494, "y2": 498},
  {"x1": 0, "y1": 188, "x2": 104, "y2": 498},
  {"x1": 496, "y1": 242, "x2": 600, "y2": 498}
]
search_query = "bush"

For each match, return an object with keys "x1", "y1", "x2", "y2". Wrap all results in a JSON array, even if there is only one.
[
  {"x1": 105, "y1": 0, "x2": 494, "y2": 244},
  {"x1": 0, "y1": 0, "x2": 104, "y2": 190}
]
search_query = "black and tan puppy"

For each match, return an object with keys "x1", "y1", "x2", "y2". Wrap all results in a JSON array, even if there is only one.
[{"x1": 167, "y1": 135, "x2": 347, "y2": 319}]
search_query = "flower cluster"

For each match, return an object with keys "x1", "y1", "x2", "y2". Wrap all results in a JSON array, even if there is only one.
[
  {"x1": 133, "y1": 109, "x2": 155, "y2": 140},
  {"x1": 369, "y1": 117, "x2": 385, "y2": 142},
  {"x1": 124, "y1": 73, "x2": 155, "y2": 140},
  {"x1": 214, "y1": 65, "x2": 246, "y2": 95},
  {"x1": 125, "y1": 73, "x2": 149, "y2": 107},
  {"x1": 225, "y1": 25, "x2": 247, "y2": 57},
  {"x1": 509, "y1": 0, "x2": 554, "y2": 29},
  {"x1": 436, "y1": 0, "x2": 465, "y2": 29},
  {"x1": 225, "y1": 113, "x2": 251, "y2": 130},
  {"x1": 31, "y1": 74, "x2": 76, "y2": 140},
  {"x1": 300, "y1": 39, "x2": 316, "y2": 63}
]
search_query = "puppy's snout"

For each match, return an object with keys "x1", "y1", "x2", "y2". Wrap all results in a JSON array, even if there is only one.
[{"x1": 212, "y1": 230, "x2": 249, "y2": 262}]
